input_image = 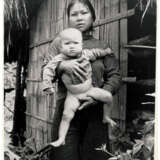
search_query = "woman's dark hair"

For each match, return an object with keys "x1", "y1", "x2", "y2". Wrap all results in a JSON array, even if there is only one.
[{"x1": 67, "y1": 0, "x2": 96, "y2": 22}]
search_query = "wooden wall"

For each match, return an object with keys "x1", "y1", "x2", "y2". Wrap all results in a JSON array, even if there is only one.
[{"x1": 26, "y1": 0, "x2": 128, "y2": 150}]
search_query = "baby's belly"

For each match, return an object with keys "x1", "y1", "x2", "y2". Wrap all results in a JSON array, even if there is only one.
[
  {"x1": 62, "y1": 59, "x2": 92, "y2": 85},
  {"x1": 66, "y1": 78, "x2": 92, "y2": 94}
]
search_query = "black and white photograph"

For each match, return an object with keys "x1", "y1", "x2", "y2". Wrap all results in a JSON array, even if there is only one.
[{"x1": 3, "y1": 0, "x2": 158, "y2": 159}]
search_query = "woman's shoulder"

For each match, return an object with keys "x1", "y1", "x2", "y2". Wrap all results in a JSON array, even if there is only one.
[{"x1": 83, "y1": 37, "x2": 109, "y2": 49}]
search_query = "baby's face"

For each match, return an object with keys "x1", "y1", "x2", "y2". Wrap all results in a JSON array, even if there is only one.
[{"x1": 60, "y1": 31, "x2": 83, "y2": 58}]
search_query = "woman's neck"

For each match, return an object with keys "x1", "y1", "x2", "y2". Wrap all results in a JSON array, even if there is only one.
[{"x1": 82, "y1": 31, "x2": 92, "y2": 40}]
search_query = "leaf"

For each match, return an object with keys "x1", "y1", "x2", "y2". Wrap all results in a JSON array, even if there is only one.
[
  {"x1": 95, "y1": 144, "x2": 115, "y2": 157},
  {"x1": 142, "y1": 120, "x2": 154, "y2": 135},
  {"x1": 132, "y1": 141, "x2": 144, "y2": 155},
  {"x1": 143, "y1": 134, "x2": 154, "y2": 151}
]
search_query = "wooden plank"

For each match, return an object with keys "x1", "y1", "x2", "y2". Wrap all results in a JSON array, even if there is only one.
[
  {"x1": 109, "y1": 0, "x2": 120, "y2": 121},
  {"x1": 38, "y1": 42, "x2": 50, "y2": 63},
  {"x1": 26, "y1": 79, "x2": 42, "y2": 82},
  {"x1": 27, "y1": 61, "x2": 42, "y2": 80},
  {"x1": 47, "y1": 93, "x2": 55, "y2": 142},
  {"x1": 63, "y1": 0, "x2": 68, "y2": 28},
  {"x1": 30, "y1": 83, "x2": 46, "y2": 149},
  {"x1": 29, "y1": 10, "x2": 40, "y2": 139},
  {"x1": 93, "y1": 0, "x2": 99, "y2": 39},
  {"x1": 94, "y1": 9, "x2": 135, "y2": 27},
  {"x1": 110, "y1": 0, "x2": 119, "y2": 59},
  {"x1": 36, "y1": 75, "x2": 48, "y2": 146},
  {"x1": 38, "y1": 42, "x2": 54, "y2": 145},
  {"x1": 34, "y1": 3, "x2": 41, "y2": 44},
  {"x1": 36, "y1": 127, "x2": 42, "y2": 150},
  {"x1": 119, "y1": 0, "x2": 128, "y2": 131},
  {"x1": 26, "y1": 92, "x2": 32, "y2": 139},
  {"x1": 47, "y1": 0, "x2": 52, "y2": 39},
  {"x1": 50, "y1": 0, "x2": 57, "y2": 37},
  {"x1": 56, "y1": 0, "x2": 59, "y2": 23},
  {"x1": 26, "y1": 82, "x2": 39, "y2": 148},
  {"x1": 27, "y1": 48, "x2": 38, "y2": 140},
  {"x1": 104, "y1": 0, "x2": 110, "y2": 45},
  {"x1": 28, "y1": 43, "x2": 49, "y2": 81},
  {"x1": 39, "y1": 0, "x2": 51, "y2": 40},
  {"x1": 40, "y1": 91, "x2": 48, "y2": 146},
  {"x1": 31, "y1": 97, "x2": 37, "y2": 142},
  {"x1": 27, "y1": 0, "x2": 51, "y2": 150},
  {"x1": 25, "y1": 111, "x2": 53, "y2": 124},
  {"x1": 38, "y1": 1, "x2": 55, "y2": 145},
  {"x1": 123, "y1": 44, "x2": 156, "y2": 50},
  {"x1": 29, "y1": 37, "x2": 53, "y2": 49},
  {"x1": 99, "y1": 0, "x2": 105, "y2": 40},
  {"x1": 29, "y1": 16, "x2": 37, "y2": 45},
  {"x1": 122, "y1": 77, "x2": 137, "y2": 83},
  {"x1": 129, "y1": 35, "x2": 153, "y2": 45},
  {"x1": 56, "y1": 0, "x2": 64, "y2": 33}
]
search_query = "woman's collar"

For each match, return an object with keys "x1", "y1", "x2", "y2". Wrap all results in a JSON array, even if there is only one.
[
  {"x1": 83, "y1": 31, "x2": 93, "y2": 40},
  {"x1": 82, "y1": 32, "x2": 93, "y2": 40}
]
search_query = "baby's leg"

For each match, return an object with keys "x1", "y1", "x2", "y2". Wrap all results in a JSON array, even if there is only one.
[
  {"x1": 51, "y1": 93, "x2": 80, "y2": 147},
  {"x1": 103, "y1": 104, "x2": 117, "y2": 127},
  {"x1": 87, "y1": 87, "x2": 113, "y2": 104},
  {"x1": 87, "y1": 87, "x2": 116, "y2": 127}
]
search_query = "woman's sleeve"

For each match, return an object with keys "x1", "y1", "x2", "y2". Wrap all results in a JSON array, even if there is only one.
[
  {"x1": 82, "y1": 48, "x2": 113, "y2": 61},
  {"x1": 103, "y1": 54, "x2": 122, "y2": 95}
]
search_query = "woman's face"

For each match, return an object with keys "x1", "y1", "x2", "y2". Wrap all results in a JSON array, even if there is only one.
[{"x1": 68, "y1": 2, "x2": 93, "y2": 32}]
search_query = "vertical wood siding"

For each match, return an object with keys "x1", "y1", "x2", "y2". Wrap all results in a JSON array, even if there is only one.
[{"x1": 27, "y1": 0, "x2": 128, "y2": 150}]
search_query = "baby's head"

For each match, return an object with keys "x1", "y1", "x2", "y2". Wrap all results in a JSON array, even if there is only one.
[{"x1": 57, "y1": 28, "x2": 83, "y2": 58}]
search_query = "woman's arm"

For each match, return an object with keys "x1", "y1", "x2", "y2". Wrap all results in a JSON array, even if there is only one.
[
  {"x1": 82, "y1": 48, "x2": 113, "y2": 61},
  {"x1": 103, "y1": 54, "x2": 121, "y2": 95},
  {"x1": 78, "y1": 51, "x2": 121, "y2": 110},
  {"x1": 56, "y1": 58, "x2": 87, "y2": 83}
]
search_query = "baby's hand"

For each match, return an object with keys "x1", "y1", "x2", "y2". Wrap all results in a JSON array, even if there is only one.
[
  {"x1": 43, "y1": 88, "x2": 54, "y2": 94},
  {"x1": 105, "y1": 48, "x2": 113, "y2": 54}
]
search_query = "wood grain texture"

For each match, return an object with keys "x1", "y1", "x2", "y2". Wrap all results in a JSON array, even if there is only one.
[{"x1": 119, "y1": 0, "x2": 128, "y2": 130}]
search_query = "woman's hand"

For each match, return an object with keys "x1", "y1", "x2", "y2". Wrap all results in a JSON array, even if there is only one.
[
  {"x1": 59, "y1": 58, "x2": 87, "y2": 82},
  {"x1": 78, "y1": 96, "x2": 98, "y2": 110}
]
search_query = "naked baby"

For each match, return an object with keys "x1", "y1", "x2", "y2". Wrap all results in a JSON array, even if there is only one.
[{"x1": 42, "y1": 28, "x2": 116, "y2": 147}]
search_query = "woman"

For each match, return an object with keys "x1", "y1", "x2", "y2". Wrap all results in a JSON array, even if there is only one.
[{"x1": 45, "y1": 0, "x2": 121, "y2": 159}]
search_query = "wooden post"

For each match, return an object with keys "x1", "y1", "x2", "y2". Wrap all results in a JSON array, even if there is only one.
[{"x1": 119, "y1": 0, "x2": 128, "y2": 131}]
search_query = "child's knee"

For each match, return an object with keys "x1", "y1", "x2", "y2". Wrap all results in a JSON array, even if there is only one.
[
  {"x1": 62, "y1": 109, "x2": 75, "y2": 122},
  {"x1": 108, "y1": 94, "x2": 113, "y2": 104},
  {"x1": 104, "y1": 91, "x2": 113, "y2": 105}
]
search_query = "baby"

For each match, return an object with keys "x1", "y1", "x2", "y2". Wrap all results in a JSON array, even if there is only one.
[{"x1": 42, "y1": 28, "x2": 116, "y2": 147}]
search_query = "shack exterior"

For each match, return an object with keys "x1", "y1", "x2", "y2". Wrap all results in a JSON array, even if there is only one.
[{"x1": 26, "y1": 0, "x2": 129, "y2": 150}]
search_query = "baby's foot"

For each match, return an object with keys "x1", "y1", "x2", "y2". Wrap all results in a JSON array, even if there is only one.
[
  {"x1": 50, "y1": 139, "x2": 65, "y2": 147},
  {"x1": 103, "y1": 117, "x2": 117, "y2": 128}
]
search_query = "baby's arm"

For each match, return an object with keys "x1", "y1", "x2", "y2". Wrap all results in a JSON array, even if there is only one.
[
  {"x1": 82, "y1": 48, "x2": 113, "y2": 61},
  {"x1": 42, "y1": 54, "x2": 67, "y2": 92}
]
